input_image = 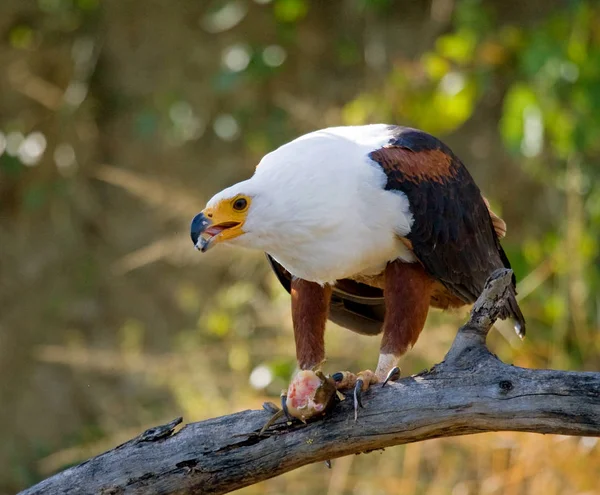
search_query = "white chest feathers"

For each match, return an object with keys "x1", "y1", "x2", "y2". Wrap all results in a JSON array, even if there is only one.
[
  {"x1": 268, "y1": 228, "x2": 415, "y2": 285},
  {"x1": 227, "y1": 125, "x2": 417, "y2": 284}
]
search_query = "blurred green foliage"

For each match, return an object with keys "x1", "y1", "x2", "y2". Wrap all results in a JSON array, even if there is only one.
[{"x1": 0, "y1": 0, "x2": 599, "y2": 494}]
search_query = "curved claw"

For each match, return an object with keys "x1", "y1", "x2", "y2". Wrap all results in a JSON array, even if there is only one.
[
  {"x1": 259, "y1": 409, "x2": 283, "y2": 436},
  {"x1": 259, "y1": 393, "x2": 293, "y2": 436},
  {"x1": 381, "y1": 366, "x2": 401, "y2": 388},
  {"x1": 353, "y1": 379, "x2": 364, "y2": 421},
  {"x1": 281, "y1": 392, "x2": 292, "y2": 422}
]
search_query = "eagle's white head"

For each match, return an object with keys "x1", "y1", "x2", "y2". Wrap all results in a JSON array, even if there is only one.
[{"x1": 191, "y1": 125, "x2": 414, "y2": 283}]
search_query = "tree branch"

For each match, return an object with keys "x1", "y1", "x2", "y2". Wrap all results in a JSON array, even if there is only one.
[{"x1": 21, "y1": 269, "x2": 600, "y2": 495}]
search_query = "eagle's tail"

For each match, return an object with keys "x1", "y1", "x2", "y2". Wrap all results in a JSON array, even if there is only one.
[
  {"x1": 503, "y1": 287, "x2": 526, "y2": 338},
  {"x1": 496, "y1": 245, "x2": 526, "y2": 338}
]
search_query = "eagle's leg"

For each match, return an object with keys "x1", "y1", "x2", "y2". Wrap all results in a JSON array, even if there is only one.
[
  {"x1": 378, "y1": 259, "x2": 434, "y2": 377},
  {"x1": 291, "y1": 278, "x2": 331, "y2": 370},
  {"x1": 333, "y1": 260, "x2": 434, "y2": 418},
  {"x1": 283, "y1": 279, "x2": 336, "y2": 421}
]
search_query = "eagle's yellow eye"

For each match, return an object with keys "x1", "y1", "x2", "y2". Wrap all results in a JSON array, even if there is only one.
[{"x1": 232, "y1": 197, "x2": 248, "y2": 211}]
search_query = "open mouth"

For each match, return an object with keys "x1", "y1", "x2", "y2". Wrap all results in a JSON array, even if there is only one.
[{"x1": 197, "y1": 221, "x2": 240, "y2": 252}]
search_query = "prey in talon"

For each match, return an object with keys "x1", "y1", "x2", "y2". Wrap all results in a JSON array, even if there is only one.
[
  {"x1": 285, "y1": 370, "x2": 337, "y2": 422},
  {"x1": 259, "y1": 371, "x2": 336, "y2": 434},
  {"x1": 191, "y1": 125, "x2": 526, "y2": 421}
]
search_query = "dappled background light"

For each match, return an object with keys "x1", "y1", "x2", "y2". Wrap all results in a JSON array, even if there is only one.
[{"x1": 1, "y1": 0, "x2": 599, "y2": 494}]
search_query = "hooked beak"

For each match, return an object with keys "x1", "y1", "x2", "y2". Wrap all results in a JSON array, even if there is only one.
[
  {"x1": 190, "y1": 212, "x2": 241, "y2": 252},
  {"x1": 190, "y1": 212, "x2": 211, "y2": 252}
]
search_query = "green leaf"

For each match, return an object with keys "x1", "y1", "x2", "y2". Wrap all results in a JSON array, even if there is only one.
[
  {"x1": 500, "y1": 83, "x2": 538, "y2": 153},
  {"x1": 435, "y1": 30, "x2": 477, "y2": 65},
  {"x1": 274, "y1": 0, "x2": 308, "y2": 23}
]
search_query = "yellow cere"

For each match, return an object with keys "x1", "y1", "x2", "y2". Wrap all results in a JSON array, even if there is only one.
[{"x1": 200, "y1": 195, "x2": 251, "y2": 245}]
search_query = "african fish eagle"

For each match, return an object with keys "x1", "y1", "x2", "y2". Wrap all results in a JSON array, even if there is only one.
[{"x1": 191, "y1": 125, "x2": 525, "y2": 420}]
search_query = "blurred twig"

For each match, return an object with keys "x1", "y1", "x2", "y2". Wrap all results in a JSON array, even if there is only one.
[
  {"x1": 516, "y1": 258, "x2": 554, "y2": 302},
  {"x1": 95, "y1": 165, "x2": 202, "y2": 218},
  {"x1": 111, "y1": 234, "x2": 195, "y2": 274},
  {"x1": 96, "y1": 166, "x2": 204, "y2": 272},
  {"x1": 7, "y1": 61, "x2": 64, "y2": 110}
]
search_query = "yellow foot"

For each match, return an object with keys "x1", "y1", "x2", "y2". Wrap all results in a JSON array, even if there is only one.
[{"x1": 331, "y1": 366, "x2": 401, "y2": 420}]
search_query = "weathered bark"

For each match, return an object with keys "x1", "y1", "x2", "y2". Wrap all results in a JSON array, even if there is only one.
[{"x1": 21, "y1": 269, "x2": 600, "y2": 495}]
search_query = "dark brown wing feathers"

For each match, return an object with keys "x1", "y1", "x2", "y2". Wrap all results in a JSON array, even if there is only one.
[{"x1": 370, "y1": 126, "x2": 525, "y2": 336}]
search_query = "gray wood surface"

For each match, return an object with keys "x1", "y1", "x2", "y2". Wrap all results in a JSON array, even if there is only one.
[{"x1": 20, "y1": 270, "x2": 600, "y2": 495}]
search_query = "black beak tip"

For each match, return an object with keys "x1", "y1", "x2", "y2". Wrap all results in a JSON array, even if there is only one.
[{"x1": 190, "y1": 212, "x2": 209, "y2": 247}]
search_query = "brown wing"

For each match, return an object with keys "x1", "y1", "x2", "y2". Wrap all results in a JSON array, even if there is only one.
[{"x1": 370, "y1": 127, "x2": 525, "y2": 336}]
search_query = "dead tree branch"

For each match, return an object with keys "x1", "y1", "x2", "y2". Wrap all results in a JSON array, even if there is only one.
[{"x1": 21, "y1": 269, "x2": 600, "y2": 495}]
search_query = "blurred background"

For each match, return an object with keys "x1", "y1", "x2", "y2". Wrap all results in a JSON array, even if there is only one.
[{"x1": 1, "y1": 0, "x2": 599, "y2": 493}]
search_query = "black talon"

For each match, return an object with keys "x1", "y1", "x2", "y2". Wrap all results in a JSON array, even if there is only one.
[
  {"x1": 332, "y1": 372, "x2": 344, "y2": 382},
  {"x1": 381, "y1": 366, "x2": 401, "y2": 388},
  {"x1": 325, "y1": 459, "x2": 332, "y2": 469},
  {"x1": 280, "y1": 393, "x2": 293, "y2": 422},
  {"x1": 353, "y1": 379, "x2": 364, "y2": 421}
]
